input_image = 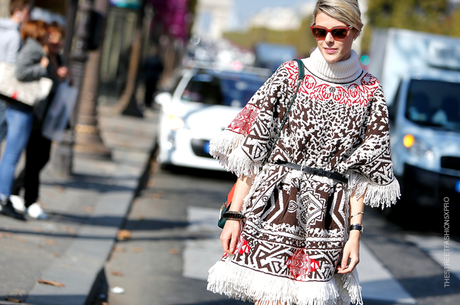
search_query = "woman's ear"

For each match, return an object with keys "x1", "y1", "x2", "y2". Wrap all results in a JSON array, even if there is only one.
[{"x1": 353, "y1": 30, "x2": 360, "y2": 41}]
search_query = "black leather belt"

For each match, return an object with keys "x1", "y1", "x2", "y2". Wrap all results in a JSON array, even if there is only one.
[{"x1": 275, "y1": 160, "x2": 348, "y2": 184}]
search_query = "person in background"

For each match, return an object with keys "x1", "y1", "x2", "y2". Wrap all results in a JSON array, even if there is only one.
[
  {"x1": 10, "y1": 22, "x2": 69, "y2": 220},
  {"x1": 0, "y1": 20, "x2": 49, "y2": 221},
  {"x1": 0, "y1": 0, "x2": 31, "y2": 143},
  {"x1": 142, "y1": 45, "x2": 164, "y2": 108}
]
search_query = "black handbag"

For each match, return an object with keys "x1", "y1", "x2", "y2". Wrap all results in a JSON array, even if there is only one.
[{"x1": 218, "y1": 59, "x2": 305, "y2": 229}]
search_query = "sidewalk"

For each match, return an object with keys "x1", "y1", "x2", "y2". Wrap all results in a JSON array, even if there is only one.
[{"x1": 0, "y1": 104, "x2": 157, "y2": 305}]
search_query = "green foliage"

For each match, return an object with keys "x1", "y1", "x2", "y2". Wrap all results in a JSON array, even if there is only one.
[
  {"x1": 362, "y1": 0, "x2": 460, "y2": 54},
  {"x1": 367, "y1": 0, "x2": 460, "y2": 36},
  {"x1": 223, "y1": 15, "x2": 317, "y2": 58}
]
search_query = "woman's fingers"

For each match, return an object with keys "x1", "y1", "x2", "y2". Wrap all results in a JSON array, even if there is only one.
[
  {"x1": 220, "y1": 232, "x2": 231, "y2": 254},
  {"x1": 337, "y1": 239, "x2": 360, "y2": 274},
  {"x1": 220, "y1": 220, "x2": 241, "y2": 255},
  {"x1": 229, "y1": 230, "x2": 238, "y2": 253},
  {"x1": 338, "y1": 256, "x2": 359, "y2": 273}
]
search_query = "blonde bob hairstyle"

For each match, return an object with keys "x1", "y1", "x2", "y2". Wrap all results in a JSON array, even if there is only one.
[{"x1": 312, "y1": 0, "x2": 363, "y2": 34}]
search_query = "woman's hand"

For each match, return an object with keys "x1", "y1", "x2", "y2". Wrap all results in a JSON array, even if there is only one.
[
  {"x1": 40, "y1": 56, "x2": 49, "y2": 68},
  {"x1": 337, "y1": 232, "x2": 360, "y2": 274},
  {"x1": 56, "y1": 66, "x2": 68, "y2": 80},
  {"x1": 220, "y1": 220, "x2": 241, "y2": 255}
]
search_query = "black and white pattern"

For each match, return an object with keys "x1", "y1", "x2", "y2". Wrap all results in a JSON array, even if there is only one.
[{"x1": 208, "y1": 49, "x2": 400, "y2": 305}]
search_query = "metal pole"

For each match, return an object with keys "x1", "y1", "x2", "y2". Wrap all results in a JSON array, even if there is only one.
[
  {"x1": 52, "y1": 0, "x2": 112, "y2": 176},
  {"x1": 116, "y1": 0, "x2": 148, "y2": 117},
  {"x1": 52, "y1": 0, "x2": 94, "y2": 177},
  {"x1": 73, "y1": 0, "x2": 111, "y2": 159}
]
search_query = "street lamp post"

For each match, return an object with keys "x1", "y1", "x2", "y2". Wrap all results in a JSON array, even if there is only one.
[
  {"x1": 116, "y1": 0, "x2": 148, "y2": 117},
  {"x1": 52, "y1": 0, "x2": 111, "y2": 177}
]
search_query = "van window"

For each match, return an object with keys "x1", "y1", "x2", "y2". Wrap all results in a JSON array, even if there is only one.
[{"x1": 405, "y1": 80, "x2": 460, "y2": 131}]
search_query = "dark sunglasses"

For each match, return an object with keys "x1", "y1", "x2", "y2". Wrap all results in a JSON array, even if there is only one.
[{"x1": 310, "y1": 25, "x2": 353, "y2": 41}]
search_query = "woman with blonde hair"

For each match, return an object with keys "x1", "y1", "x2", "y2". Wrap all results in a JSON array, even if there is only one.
[{"x1": 207, "y1": 0, "x2": 400, "y2": 304}]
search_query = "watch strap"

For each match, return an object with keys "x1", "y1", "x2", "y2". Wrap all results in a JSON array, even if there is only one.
[{"x1": 349, "y1": 224, "x2": 363, "y2": 233}]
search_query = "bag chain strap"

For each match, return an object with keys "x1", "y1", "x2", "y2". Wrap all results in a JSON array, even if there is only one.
[{"x1": 262, "y1": 59, "x2": 305, "y2": 167}]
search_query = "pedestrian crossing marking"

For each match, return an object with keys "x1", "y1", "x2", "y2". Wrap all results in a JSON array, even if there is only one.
[
  {"x1": 405, "y1": 234, "x2": 460, "y2": 281},
  {"x1": 358, "y1": 243, "x2": 417, "y2": 304}
]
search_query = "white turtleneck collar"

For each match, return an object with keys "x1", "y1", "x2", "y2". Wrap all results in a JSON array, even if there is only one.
[{"x1": 302, "y1": 48, "x2": 362, "y2": 83}]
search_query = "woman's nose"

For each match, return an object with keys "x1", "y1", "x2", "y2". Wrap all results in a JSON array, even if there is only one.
[{"x1": 325, "y1": 32, "x2": 335, "y2": 43}]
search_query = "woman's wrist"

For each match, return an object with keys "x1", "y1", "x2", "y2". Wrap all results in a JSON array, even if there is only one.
[{"x1": 348, "y1": 230, "x2": 361, "y2": 240}]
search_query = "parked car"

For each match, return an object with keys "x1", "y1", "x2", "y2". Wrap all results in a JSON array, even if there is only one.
[{"x1": 155, "y1": 66, "x2": 271, "y2": 171}]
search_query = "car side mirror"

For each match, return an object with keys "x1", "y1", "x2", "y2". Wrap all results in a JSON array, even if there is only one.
[{"x1": 155, "y1": 92, "x2": 172, "y2": 106}]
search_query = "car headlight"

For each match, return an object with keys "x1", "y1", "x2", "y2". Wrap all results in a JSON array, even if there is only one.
[
  {"x1": 168, "y1": 115, "x2": 185, "y2": 131},
  {"x1": 403, "y1": 134, "x2": 434, "y2": 162}
]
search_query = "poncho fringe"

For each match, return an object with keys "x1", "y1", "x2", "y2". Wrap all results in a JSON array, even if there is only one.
[
  {"x1": 210, "y1": 130, "x2": 262, "y2": 178},
  {"x1": 208, "y1": 260, "x2": 363, "y2": 305},
  {"x1": 347, "y1": 171, "x2": 401, "y2": 209}
]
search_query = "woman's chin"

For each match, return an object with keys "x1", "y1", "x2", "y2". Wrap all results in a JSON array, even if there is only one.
[{"x1": 322, "y1": 53, "x2": 340, "y2": 64}]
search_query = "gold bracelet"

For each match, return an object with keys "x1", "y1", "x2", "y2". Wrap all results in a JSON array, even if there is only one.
[{"x1": 349, "y1": 211, "x2": 364, "y2": 219}]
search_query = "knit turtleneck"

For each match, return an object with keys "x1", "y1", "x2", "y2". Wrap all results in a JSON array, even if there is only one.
[{"x1": 302, "y1": 48, "x2": 362, "y2": 83}]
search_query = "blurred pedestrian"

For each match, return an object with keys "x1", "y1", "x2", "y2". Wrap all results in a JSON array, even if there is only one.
[
  {"x1": 10, "y1": 22, "x2": 69, "y2": 220},
  {"x1": 207, "y1": 0, "x2": 400, "y2": 304},
  {"x1": 0, "y1": 20, "x2": 49, "y2": 221},
  {"x1": 142, "y1": 45, "x2": 164, "y2": 108},
  {"x1": 0, "y1": 0, "x2": 31, "y2": 143}
]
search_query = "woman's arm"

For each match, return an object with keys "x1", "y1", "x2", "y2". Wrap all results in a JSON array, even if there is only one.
[
  {"x1": 220, "y1": 175, "x2": 254, "y2": 255},
  {"x1": 337, "y1": 192, "x2": 364, "y2": 274},
  {"x1": 15, "y1": 41, "x2": 48, "y2": 81}
]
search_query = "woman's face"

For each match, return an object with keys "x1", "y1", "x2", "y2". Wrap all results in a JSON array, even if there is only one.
[
  {"x1": 313, "y1": 12, "x2": 358, "y2": 63},
  {"x1": 47, "y1": 31, "x2": 63, "y2": 54}
]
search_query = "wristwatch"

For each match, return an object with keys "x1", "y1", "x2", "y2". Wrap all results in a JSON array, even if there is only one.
[{"x1": 349, "y1": 224, "x2": 363, "y2": 233}]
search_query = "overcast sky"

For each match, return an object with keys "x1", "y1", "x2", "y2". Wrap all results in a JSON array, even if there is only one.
[{"x1": 229, "y1": 0, "x2": 315, "y2": 30}]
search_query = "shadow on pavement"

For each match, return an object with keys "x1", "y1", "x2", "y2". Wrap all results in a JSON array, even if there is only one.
[{"x1": 41, "y1": 173, "x2": 138, "y2": 193}]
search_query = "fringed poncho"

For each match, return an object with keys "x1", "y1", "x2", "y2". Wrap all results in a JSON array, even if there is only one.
[{"x1": 207, "y1": 48, "x2": 400, "y2": 305}]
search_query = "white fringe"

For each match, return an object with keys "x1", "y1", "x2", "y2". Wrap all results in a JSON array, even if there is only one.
[
  {"x1": 210, "y1": 130, "x2": 262, "y2": 177},
  {"x1": 347, "y1": 171, "x2": 401, "y2": 209},
  {"x1": 207, "y1": 260, "x2": 363, "y2": 305},
  {"x1": 340, "y1": 270, "x2": 363, "y2": 305}
]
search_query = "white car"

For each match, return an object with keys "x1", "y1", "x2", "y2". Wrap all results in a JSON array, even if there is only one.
[{"x1": 155, "y1": 66, "x2": 271, "y2": 171}]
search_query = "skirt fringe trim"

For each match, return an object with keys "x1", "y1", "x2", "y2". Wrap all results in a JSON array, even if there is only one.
[{"x1": 207, "y1": 260, "x2": 363, "y2": 305}]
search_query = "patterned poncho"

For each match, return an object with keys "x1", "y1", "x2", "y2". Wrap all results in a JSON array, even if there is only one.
[{"x1": 207, "y1": 49, "x2": 400, "y2": 305}]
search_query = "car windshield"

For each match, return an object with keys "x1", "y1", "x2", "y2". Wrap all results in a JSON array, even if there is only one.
[
  {"x1": 405, "y1": 79, "x2": 460, "y2": 131},
  {"x1": 181, "y1": 71, "x2": 268, "y2": 108}
]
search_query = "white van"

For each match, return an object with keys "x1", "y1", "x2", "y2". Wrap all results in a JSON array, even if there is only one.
[{"x1": 368, "y1": 28, "x2": 460, "y2": 213}]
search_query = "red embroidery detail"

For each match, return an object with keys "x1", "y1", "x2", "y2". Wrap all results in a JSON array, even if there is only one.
[
  {"x1": 236, "y1": 234, "x2": 251, "y2": 254},
  {"x1": 284, "y1": 61, "x2": 379, "y2": 107},
  {"x1": 10, "y1": 91, "x2": 18, "y2": 100},
  {"x1": 228, "y1": 104, "x2": 260, "y2": 136},
  {"x1": 221, "y1": 235, "x2": 250, "y2": 259},
  {"x1": 286, "y1": 249, "x2": 320, "y2": 281}
]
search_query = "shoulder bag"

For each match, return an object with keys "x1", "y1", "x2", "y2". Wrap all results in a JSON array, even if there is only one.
[
  {"x1": 218, "y1": 59, "x2": 305, "y2": 228},
  {"x1": 0, "y1": 62, "x2": 53, "y2": 107}
]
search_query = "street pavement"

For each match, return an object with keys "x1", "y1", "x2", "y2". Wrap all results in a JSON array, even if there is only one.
[
  {"x1": 0, "y1": 104, "x2": 157, "y2": 305},
  {"x1": 1, "y1": 102, "x2": 459, "y2": 305},
  {"x1": 101, "y1": 165, "x2": 460, "y2": 305}
]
